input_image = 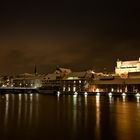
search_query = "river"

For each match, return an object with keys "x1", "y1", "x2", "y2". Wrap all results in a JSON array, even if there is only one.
[{"x1": 0, "y1": 93, "x2": 140, "y2": 140}]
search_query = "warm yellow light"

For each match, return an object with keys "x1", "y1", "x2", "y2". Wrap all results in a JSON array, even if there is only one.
[{"x1": 96, "y1": 88, "x2": 99, "y2": 92}]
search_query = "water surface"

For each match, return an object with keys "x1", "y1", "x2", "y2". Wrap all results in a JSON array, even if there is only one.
[{"x1": 0, "y1": 94, "x2": 140, "y2": 140}]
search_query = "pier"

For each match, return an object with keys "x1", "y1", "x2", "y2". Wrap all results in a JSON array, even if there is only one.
[
  {"x1": 57, "y1": 91, "x2": 140, "y2": 97},
  {"x1": 0, "y1": 87, "x2": 140, "y2": 98},
  {"x1": 0, "y1": 87, "x2": 38, "y2": 94}
]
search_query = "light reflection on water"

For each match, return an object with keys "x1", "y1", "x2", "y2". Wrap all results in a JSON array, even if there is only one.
[
  {"x1": 96, "y1": 95, "x2": 100, "y2": 140},
  {"x1": 115, "y1": 97, "x2": 139, "y2": 140},
  {"x1": 2, "y1": 93, "x2": 40, "y2": 133},
  {"x1": 109, "y1": 95, "x2": 113, "y2": 104},
  {"x1": 0, "y1": 94, "x2": 140, "y2": 140},
  {"x1": 17, "y1": 94, "x2": 22, "y2": 127},
  {"x1": 122, "y1": 95, "x2": 126, "y2": 103},
  {"x1": 4, "y1": 94, "x2": 9, "y2": 130}
]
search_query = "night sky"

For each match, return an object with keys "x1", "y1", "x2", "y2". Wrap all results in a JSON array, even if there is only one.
[{"x1": 0, "y1": 1, "x2": 140, "y2": 74}]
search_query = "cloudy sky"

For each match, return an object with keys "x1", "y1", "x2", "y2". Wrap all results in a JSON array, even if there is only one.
[{"x1": 0, "y1": 1, "x2": 140, "y2": 74}]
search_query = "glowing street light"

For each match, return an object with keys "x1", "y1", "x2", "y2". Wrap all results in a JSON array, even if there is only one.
[
  {"x1": 108, "y1": 92, "x2": 112, "y2": 96},
  {"x1": 122, "y1": 92, "x2": 126, "y2": 96},
  {"x1": 136, "y1": 93, "x2": 140, "y2": 97},
  {"x1": 96, "y1": 92, "x2": 100, "y2": 96}
]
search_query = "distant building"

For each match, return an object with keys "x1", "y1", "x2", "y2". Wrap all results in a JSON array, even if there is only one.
[
  {"x1": 40, "y1": 70, "x2": 93, "y2": 93},
  {"x1": 13, "y1": 73, "x2": 42, "y2": 88},
  {"x1": 55, "y1": 67, "x2": 72, "y2": 77},
  {"x1": 61, "y1": 71, "x2": 93, "y2": 92},
  {"x1": 115, "y1": 58, "x2": 140, "y2": 77},
  {"x1": 40, "y1": 67, "x2": 72, "y2": 91},
  {"x1": 41, "y1": 73, "x2": 61, "y2": 89}
]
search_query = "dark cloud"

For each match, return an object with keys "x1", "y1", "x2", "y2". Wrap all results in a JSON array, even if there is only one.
[{"x1": 0, "y1": 1, "x2": 140, "y2": 74}]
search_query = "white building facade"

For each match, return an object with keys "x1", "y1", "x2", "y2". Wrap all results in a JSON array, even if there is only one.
[{"x1": 115, "y1": 58, "x2": 140, "y2": 76}]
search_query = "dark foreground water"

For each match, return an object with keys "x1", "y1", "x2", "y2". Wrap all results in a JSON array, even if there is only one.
[{"x1": 0, "y1": 94, "x2": 140, "y2": 140}]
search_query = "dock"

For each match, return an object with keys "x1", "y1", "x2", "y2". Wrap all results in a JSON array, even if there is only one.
[{"x1": 0, "y1": 87, "x2": 38, "y2": 94}]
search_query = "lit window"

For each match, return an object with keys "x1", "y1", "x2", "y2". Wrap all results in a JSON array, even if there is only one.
[
  {"x1": 68, "y1": 87, "x2": 70, "y2": 91},
  {"x1": 111, "y1": 88, "x2": 114, "y2": 92},
  {"x1": 63, "y1": 87, "x2": 65, "y2": 91}
]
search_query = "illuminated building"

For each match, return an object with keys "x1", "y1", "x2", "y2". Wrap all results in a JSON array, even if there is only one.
[
  {"x1": 39, "y1": 67, "x2": 72, "y2": 93},
  {"x1": 2, "y1": 62, "x2": 140, "y2": 94},
  {"x1": 115, "y1": 58, "x2": 140, "y2": 77},
  {"x1": 62, "y1": 71, "x2": 90, "y2": 92},
  {"x1": 39, "y1": 70, "x2": 93, "y2": 93},
  {"x1": 13, "y1": 73, "x2": 42, "y2": 88}
]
